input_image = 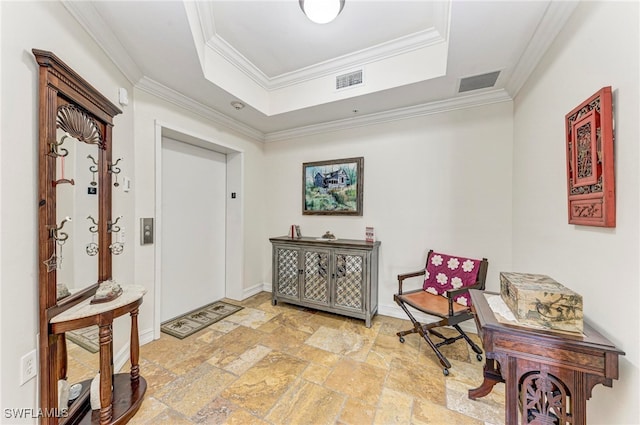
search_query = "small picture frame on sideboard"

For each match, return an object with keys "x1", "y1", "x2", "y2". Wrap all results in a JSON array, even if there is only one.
[
  {"x1": 295, "y1": 225, "x2": 302, "y2": 238},
  {"x1": 365, "y1": 226, "x2": 375, "y2": 242}
]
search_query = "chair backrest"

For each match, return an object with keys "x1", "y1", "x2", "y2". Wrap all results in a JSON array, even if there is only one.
[{"x1": 422, "y1": 250, "x2": 488, "y2": 307}]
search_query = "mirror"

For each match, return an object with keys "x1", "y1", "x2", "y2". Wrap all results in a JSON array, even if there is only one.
[{"x1": 54, "y1": 126, "x2": 100, "y2": 298}]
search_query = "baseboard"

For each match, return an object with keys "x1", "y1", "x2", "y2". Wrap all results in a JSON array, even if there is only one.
[
  {"x1": 377, "y1": 302, "x2": 479, "y2": 334},
  {"x1": 242, "y1": 282, "x2": 269, "y2": 300},
  {"x1": 239, "y1": 287, "x2": 477, "y2": 334},
  {"x1": 378, "y1": 302, "x2": 440, "y2": 323},
  {"x1": 116, "y1": 328, "x2": 155, "y2": 372},
  {"x1": 114, "y1": 342, "x2": 130, "y2": 373},
  {"x1": 139, "y1": 327, "x2": 155, "y2": 346}
]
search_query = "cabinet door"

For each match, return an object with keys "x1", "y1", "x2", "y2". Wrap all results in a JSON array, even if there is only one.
[
  {"x1": 302, "y1": 249, "x2": 330, "y2": 306},
  {"x1": 333, "y1": 251, "x2": 366, "y2": 312},
  {"x1": 275, "y1": 246, "x2": 300, "y2": 299}
]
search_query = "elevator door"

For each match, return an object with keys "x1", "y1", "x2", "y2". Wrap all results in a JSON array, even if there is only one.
[{"x1": 161, "y1": 137, "x2": 226, "y2": 321}]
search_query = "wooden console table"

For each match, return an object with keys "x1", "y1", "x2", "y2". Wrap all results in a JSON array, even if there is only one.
[
  {"x1": 468, "y1": 290, "x2": 624, "y2": 425},
  {"x1": 50, "y1": 285, "x2": 147, "y2": 425}
]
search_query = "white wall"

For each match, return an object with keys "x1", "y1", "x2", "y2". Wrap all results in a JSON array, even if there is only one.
[
  {"x1": 512, "y1": 1, "x2": 639, "y2": 423},
  {"x1": 0, "y1": 0, "x2": 135, "y2": 419},
  {"x1": 264, "y1": 101, "x2": 514, "y2": 317}
]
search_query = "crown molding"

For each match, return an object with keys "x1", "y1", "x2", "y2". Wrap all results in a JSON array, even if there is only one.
[
  {"x1": 194, "y1": 1, "x2": 217, "y2": 43},
  {"x1": 505, "y1": 1, "x2": 579, "y2": 97},
  {"x1": 204, "y1": 35, "x2": 270, "y2": 89},
  {"x1": 264, "y1": 89, "x2": 512, "y2": 143},
  {"x1": 61, "y1": 1, "x2": 143, "y2": 85},
  {"x1": 205, "y1": 28, "x2": 445, "y2": 91},
  {"x1": 271, "y1": 28, "x2": 445, "y2": 89},
  {"x1": 195, "y1": 0, "x2": 446, "y2": 90},
  {"x1": 136, "y1": 77, "x2": 264, "y2": 143},
  {"x1": 136, "y1": 78, "x2": 512, "y2": 145}
]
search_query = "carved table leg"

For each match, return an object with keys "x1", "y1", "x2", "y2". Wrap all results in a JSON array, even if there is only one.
[
  {"x1": 575, "y1": 375, "x2": 588, "y2": 425},
  {"x1": 99, "y1": 323, "x2": 113, "y2": 425},
  {"x1": 505, "y1": 357, "x2": 519, "y2": 425},
  {"x1": 469, "y1": 358, "x2": 503, "y2": 399},
  {"x1": 130, "y1": 307, "x2": 140, "y2": 382}
]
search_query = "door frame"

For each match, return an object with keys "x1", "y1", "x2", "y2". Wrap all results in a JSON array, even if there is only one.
[{"x1": 153, "y1": 120, "x2": 244, "y2": 339}]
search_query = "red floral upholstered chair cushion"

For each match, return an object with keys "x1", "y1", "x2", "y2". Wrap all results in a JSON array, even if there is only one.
[{"x1": 422, "y1": 252, "x2": 481, "y2": 307}]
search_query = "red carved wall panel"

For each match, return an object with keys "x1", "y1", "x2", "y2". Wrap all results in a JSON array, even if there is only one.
[{"x1": 565, "y1": 87, "x2": 615, "y2": 227}]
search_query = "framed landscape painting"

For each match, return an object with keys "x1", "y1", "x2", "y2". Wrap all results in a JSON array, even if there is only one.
[{"x1": 302, "y1": 157, "x2": 363, "y2": 216}]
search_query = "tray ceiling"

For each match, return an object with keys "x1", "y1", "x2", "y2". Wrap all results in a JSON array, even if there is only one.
[{"x1": 63, "y1": 0, "x2": 578, "y2": 141}]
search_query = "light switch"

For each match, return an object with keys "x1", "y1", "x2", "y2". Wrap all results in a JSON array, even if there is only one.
[
  {"x1": 140, "y1": 218, "x2": 154, "y2": 245},
  {"x1": 118, "y1": 87, "x2": 129, "y2": 106},
  {"x1": 123, "y1": 177, "x2": 131, "y2": 192}
]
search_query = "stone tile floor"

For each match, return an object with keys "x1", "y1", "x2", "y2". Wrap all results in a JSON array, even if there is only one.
[{"x1": 67, "y1": 291, "x2": 505, "y2": 424}]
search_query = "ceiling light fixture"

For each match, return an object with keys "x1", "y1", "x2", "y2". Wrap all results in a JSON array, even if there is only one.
[
  {"x1": 230, "y1": 101, "x2": 245, "y2": 110},
  {"x1": 299, "y1": 0, "x2": 345, "y2": 24}
]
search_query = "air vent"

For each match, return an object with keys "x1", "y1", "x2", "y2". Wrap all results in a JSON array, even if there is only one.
[
  {"x1": 459, "y1": 71, "x2": 501, "y2": 93},
  {"x1": 336, "y1": 70, "x2": 363, "y2": 90}
]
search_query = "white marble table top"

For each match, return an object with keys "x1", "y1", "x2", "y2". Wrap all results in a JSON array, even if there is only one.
[
  {"x1": 51, "y1": 284, "x2": 146, "y2": 324},
  {"x1": 485, "y1": 293, "x2": 517, "y2": 322}
]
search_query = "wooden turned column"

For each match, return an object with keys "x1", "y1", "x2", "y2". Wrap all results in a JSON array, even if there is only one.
[
  {"x1": 98, "y1": 323, "x2": 113, "y2": 425},
  {"x1": 130, "y1": 307, "x2": 140, "y2": 382},
  {"x1": 56, "y1": 334, "x2": 67, "y2": 381}
]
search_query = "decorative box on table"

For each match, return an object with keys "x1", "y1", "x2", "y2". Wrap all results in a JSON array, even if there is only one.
[{"x1": 500, "y1": 272, "x2": 583, "y2": 333}]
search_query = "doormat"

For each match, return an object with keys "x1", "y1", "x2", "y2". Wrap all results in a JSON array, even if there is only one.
[
  {"x1": 66, "y1": 326, "x2": 99, "y2": 354},
  {"x1": 161, "y1": 301, "x2": 243, "y2": 339}
]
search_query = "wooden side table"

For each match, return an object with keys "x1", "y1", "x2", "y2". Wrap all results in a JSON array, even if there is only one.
[
  {"x1": 468, "y1": 290, "x2": 624, "y2": 425},
  {"x1": 50, "y1": 285, "x2": 147, "y2": 425}
]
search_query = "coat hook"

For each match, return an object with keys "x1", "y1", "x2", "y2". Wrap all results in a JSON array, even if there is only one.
[
  {"x1": 108, "y1": 215, "x2": 123, "y2": 233},
  {"x1": 109, "y1": 158, "x2": 122, "y2": 187},
  {"x1": 86, "y1": 216, "x2": 99, "y2": 256},
  {"x1": 49, "y1": 216, "x2": 71, "y2": 241},
  {"x1": 49, "y1": 134, "x2": 70, "y2": 158},
  {"x1": 108, "y1": 158, "x2": 122, "y2": 174},
  {"x1": 87, "y1": 154, "x2": 98, "y2": 186},
  {"x1": 109, "y1": 215, "x2": 124, "y2": 255},
  {"x1": 87, "y1": 215, "x2": 98, "y2": 233}
]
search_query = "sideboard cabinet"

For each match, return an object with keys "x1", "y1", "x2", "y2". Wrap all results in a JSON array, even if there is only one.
[{"x1": 269, "y1": 236, "x2": 380, "y2": 327}]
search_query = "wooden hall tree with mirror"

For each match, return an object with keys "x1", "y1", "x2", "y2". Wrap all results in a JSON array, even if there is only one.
[{"x1": 34, "y1": 49, "x2": 146, "y2": 425}]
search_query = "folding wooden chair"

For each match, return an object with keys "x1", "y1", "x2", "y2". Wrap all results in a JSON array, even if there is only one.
[{"x1": 394, "y1": 249, "x2": 488, "y2": 375}]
